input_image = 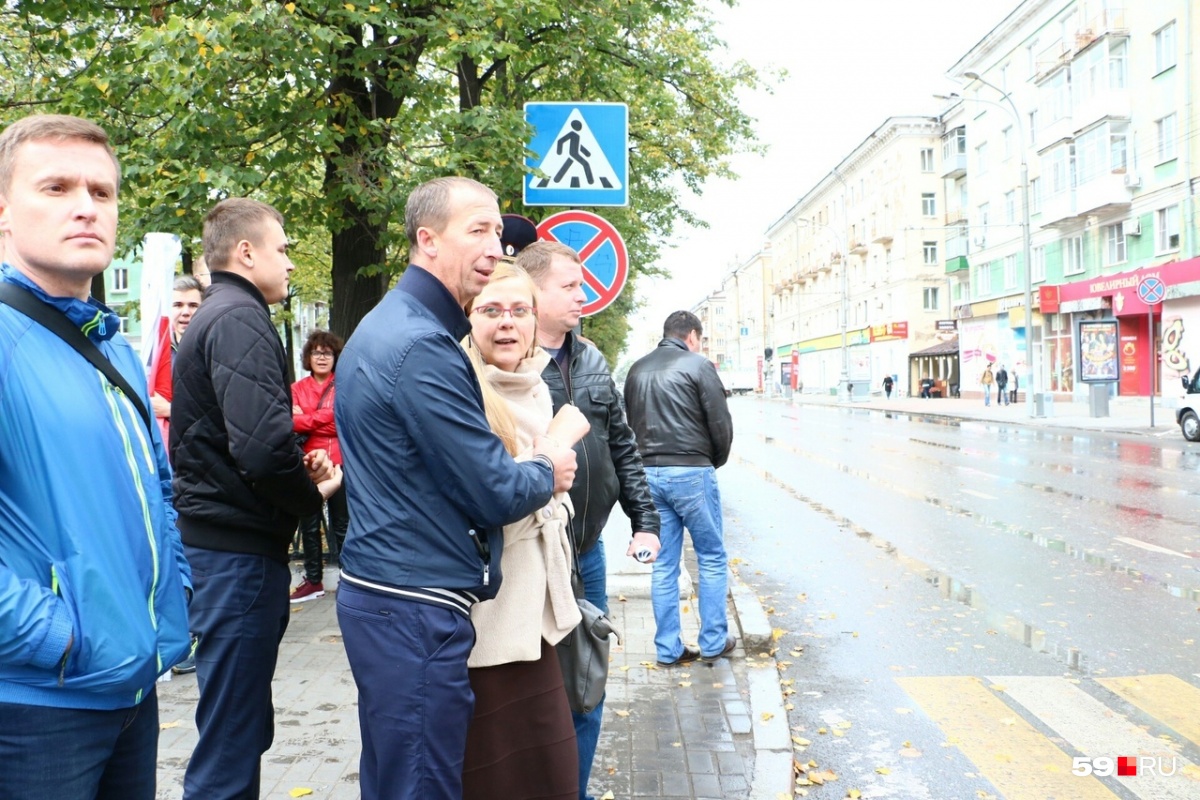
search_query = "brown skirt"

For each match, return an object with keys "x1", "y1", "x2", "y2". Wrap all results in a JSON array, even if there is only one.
[{"x1": 462, "y1": 638, "x2": 579, "y2": 800}]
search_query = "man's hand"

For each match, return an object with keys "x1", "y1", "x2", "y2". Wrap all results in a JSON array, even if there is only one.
[
  {"x1": 533, "y1": 436, "x2": 578, "y2": 493},
  {"x1": 292, "y1": 404, "x2": 303, "y2": 415},
  {"x1": 627, "y1": 531, "x2": 660, "y2": 563},
  {"x1": 151, "y1": 393, "x2": 170, "y2": 419},
  {"x1": 315, "y1": 464, "x2": 343, "y2": 500},
  {"x1": 304, "y1": 449, "x2": 335, "y2": 484}
]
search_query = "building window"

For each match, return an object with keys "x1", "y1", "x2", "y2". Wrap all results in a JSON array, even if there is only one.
[
  {"x1": 976, "y1": 142, "x2": 989, "y2": 174},
  {"x1": 1154, "y1": 21, "x2": 1176, "y2": 74},
  {"x1": 112, "y1": 267, "x2": 129, "y2": 292},
  {"x1": 1109, "y1": 39, "x2": 1127, "y2": 88},
  {"x1": 1157, "y1": 114, "x2": 1177, "y2": 162},
  {"x1": 1030, "y1": 177, "x2": 1042, "y2": 214},
  {"x1": 920, "y1": 148, "x2": 934, "y2": 172},
  {"x1": 1075, "y1": 122, "x2": 1129, "y2": 183},
  {"x1": 977, "y1": 202, "x2": 990, "y2": 248},
  {"x1": 1031, "y1": 245, "x2": 1046, "y2": 283},
  {"x1": 1004, "y1": 191, "x2": 1016, "y2": 224},
  {"x1": 974, "y1": 261, "x2": 992, "y2": 296},
  {"x1": 921, "y1": 193, "x2": 937, "y2": 216},
  {"x1": 1002, "y1": 126, "x2": 1014, "y2": 160},
  {"x1": 923, "y1": 242, "x2": 938, "y2": 265},
  {"x1": 1157, "y1": 206, "x2": 1180, "y2": 252},
  {"x1": 923, "y1": 286, "x2": 940, "y2": 311},
  {"x1": 1104, "y1": 222, "x2": 1126, "y2": 265},
  {"x1": 1028, "y1": 109, "x2": 1039, "y2": 139},
  {"x1": 1003, "y1": 254, "x2": 1018, "y2": 289},
  {"x1": 1063, "y1": 236, "x2": 1084, "y2": 275}
]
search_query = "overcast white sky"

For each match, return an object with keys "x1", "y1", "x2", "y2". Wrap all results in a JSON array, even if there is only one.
[{"x1": 624, "y1": 0, "x2": 1019, "y2": 352}]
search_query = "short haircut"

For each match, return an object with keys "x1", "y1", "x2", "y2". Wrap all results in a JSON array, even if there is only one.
[
  {"x1": 404, "y1": 177, "x2": 496, "y2": 247},
  {"x1": 202, "y1": 198, "x2": 285, "y2": 272},
  {"x1": 663, "y1": 310, "x2": 702, "y2": 340},
  {"x1": 0, "y1": 114, "x2": 121, "y2": 195},
  {"x1": 301, "y1": 329, "x2": 345, "y2": 373},
  {"x1": 173, "y1": 275, "x2": 202, "y2": 293},
  {"x1": 515, "y1": 241, "x2": 582, "y2": 286}
]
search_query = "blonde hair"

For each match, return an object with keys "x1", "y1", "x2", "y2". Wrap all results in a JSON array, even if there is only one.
[{"x1": 462, "y1": 262, "x2": 541, "y2": 456}]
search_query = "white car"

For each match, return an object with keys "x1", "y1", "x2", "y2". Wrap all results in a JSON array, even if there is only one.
[{"x1": 1178, "y1": 371, "x2": 1200, "y2": 441}]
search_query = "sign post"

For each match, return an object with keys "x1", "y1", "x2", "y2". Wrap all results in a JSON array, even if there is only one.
[
  {"x1": 1137, "y1": 275, "x2": 1165, "y2": 427},
  {"x1": 535, "y1": 210, "x2": 629, "y2": 317}
]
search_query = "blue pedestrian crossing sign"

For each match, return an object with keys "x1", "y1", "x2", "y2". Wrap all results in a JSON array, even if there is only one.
[{"x1": 524, "y1": 102, "x2": 628, "y2": 207}]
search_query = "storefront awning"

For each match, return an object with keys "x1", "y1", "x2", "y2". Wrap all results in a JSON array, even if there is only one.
[{"x1": 907, "y1": 337, "x2": 959, "y2": 358}]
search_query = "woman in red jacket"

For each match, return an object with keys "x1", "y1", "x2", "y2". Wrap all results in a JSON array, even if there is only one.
[{"x1": 290, "y1": 330, "x2": 347, "y2": 602}]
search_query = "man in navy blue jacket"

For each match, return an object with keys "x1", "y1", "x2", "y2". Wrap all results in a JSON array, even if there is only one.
[{"x1": 335, "y1": 176, "x2": 578, "y2": 800}]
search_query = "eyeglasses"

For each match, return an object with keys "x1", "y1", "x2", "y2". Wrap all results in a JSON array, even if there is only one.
[
  {"x1": 311, "y1": 350, "x2": 334, "y2": 358},
  {"x1": 473, "y1": 304, "x2": 536, "y2": 320}
]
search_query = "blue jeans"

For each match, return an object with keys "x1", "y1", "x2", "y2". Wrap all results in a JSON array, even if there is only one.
[
  {"x1": 984, "y1": 385, "x2": 992, "y2": 405},
  {"x1": 0, "y1": 690, "x2": 158, "y2": 800},
  {"x1": 646, "y1": 466, "x2": 728, "y2": 661},
  {"x1": 338, "y1": 582, "x2": 476, "y2": 800},
  {"x1": 183, "y1": 547, "x2": 291, "y2": 800},
  {"x1": 572, "y1": 537, "x2": 607, "y2": 800}
]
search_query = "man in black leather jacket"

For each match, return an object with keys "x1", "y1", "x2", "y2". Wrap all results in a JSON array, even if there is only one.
[
  {"x1": 624, "y1": 310, "x2": 735, "y2": 669},
  {"x1": 517, "y1": 240, "x2": 660, "y2": 800}
]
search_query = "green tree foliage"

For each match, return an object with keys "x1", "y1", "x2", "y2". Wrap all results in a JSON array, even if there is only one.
[{"x1": 0, "y1": 0, "x2": 761, "y2": 359}]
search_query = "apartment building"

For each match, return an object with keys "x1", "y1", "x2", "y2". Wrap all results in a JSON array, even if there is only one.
[
  {"x1": 945, "y1": 0, "x2": 1198, "y2": 401},
  {"x1": 763, "y1": 117, "x2": 948, "y2": 397}
]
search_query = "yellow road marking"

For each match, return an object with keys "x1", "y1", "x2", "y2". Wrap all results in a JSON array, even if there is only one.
[
  {"x1": 1098, "y1": 675, "x2": 1200, "y2": 747},
  {"x1": 897, "y1": 676, "x2": 1118, "y2": 800}
]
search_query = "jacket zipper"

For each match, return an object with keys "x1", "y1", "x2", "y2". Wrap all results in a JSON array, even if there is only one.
[{"x1": 469, "y1": 528, "x2": 490, "y2": 586}]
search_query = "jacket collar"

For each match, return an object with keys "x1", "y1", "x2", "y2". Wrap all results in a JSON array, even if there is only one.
[
  {"x1": 396, "y1": 265, "x2": 471, "y2": 340},
  {"x1": 1, "y1": 263, "x2": 121, "y2": 342},
  {"x1": 208, "y1": 270, "x2": 270, "y2": 311},
  {"x1": 658, "y1": 337, "x2": 690, "y2": 352}
]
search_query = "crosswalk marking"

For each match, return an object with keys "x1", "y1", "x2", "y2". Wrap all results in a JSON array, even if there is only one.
[
  {"x1": 896, "y1": 675, "x2": 1118, "y2": 799},
  {"x1": 1097, "y1": 675, "x2": 1200, "y2": 748},
  {"x1": 996, "y1": 676, "x2": 1195, "y2": 799}
]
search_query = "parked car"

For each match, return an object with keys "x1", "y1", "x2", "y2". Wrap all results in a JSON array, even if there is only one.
[
  {"x1": 720, "y1": 370, "x2": 758, "y2": 396},
  {"x1": 1178, "y1": 369, "x2": 1200, "y2": 441}
]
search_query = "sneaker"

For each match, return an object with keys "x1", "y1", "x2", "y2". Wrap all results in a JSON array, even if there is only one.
[
  {"x1": 171, "y1": 652, "x2": 196, "y2": 675},
  {"x1": 289, "y1": 579, "x2": 325, "y2": 604},
  {"x1": 701, "y1": 635, "x2": 737, "y2": 664},
  {"x1": 656, "y1": 645, "x2": 700, "y2": 668}
]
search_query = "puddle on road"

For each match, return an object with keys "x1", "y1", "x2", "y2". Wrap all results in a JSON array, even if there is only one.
[{"x1": 737, "y1": 453, "x2": 1200, "y2": 675}]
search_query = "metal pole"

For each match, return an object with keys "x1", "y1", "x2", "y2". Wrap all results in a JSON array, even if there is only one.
[{"x1": 1149, "y1": 306, "x2": 1155, "y2": 427}]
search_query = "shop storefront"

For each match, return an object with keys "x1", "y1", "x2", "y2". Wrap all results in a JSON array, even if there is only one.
[{"x1": 1040, "y1": 257, "x2": 1200, "y2": 397}]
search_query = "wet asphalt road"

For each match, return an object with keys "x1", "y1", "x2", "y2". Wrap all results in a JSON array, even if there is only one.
[{"x1": 721, "y1": 398, "x2": 1200, "y2": 800}]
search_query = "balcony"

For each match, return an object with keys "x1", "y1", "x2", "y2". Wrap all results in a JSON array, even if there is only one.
[
  {"x1": 944, "y1": 209, "x2": 967, "y2": 226},
  {"x1": 871, "y1": 230, "x2": 893, "y2": 245},
  {"x1": 1078, "y1": 9, "x2": 1128, "y2": 43},
  {"x1": 1073, "y1": 89, "x2": 1131, "y2": 133},
  {"x1": 942, "y1": 151, "x2": 967, "y2": 179},
  {"x1": 1034, "y1": 40, "x2": 1070, "y2": 81},
  {"x1": 1036, "y1": 114, "x2": 1075, "y2": 153},
  {"x1": 1074, "y1": 171, "x2": 1132, "y2": 217},
  {"x1": 1039, "y1": 190, "x2": 1077, "y2": 228},
  {"x1": 849, "y1": 240, "x2": 868, "y2": 255}
]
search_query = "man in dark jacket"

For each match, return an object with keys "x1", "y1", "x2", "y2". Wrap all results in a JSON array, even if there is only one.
[
  {"x1": 171, "y1": 198, "x2": 343, "y2": 800},
  {"x1": 516, "y1": 240, "x2": 660, "y2": 800},
  {"x1": 624, "y1": 311, "x2": 735, "y2": 668},
  {"x1": 335, "y1": 177, "x2": 577, "y2": 800}
]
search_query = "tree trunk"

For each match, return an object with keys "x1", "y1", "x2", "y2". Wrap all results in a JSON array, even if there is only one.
[{"x1": 329, "y1": 205, "x2": 389, "y2": 341}]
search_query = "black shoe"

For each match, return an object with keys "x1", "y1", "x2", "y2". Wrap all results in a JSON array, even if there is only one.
[
  {"x1": 171, "y1": 653, "x2": 196, "y2": 675},
  {"x1": 656, "y1": 646, "x2": 700, "y2": 668},
  {"x1": 701, "y1": 635, "x2": 737, "y2": 663}
]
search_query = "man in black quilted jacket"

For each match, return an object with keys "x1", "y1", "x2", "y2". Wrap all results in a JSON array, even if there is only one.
[{"x1": 171, "y1": 198, "x2": 342, "y2": 800}]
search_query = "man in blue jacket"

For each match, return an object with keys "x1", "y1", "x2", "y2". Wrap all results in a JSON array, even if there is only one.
[
  {"x1": 335, "y1": 176, "x2": 578, "y2": 800},
  {"x1": 0, "y1": 114, "x2": 192, "y2": 799}
]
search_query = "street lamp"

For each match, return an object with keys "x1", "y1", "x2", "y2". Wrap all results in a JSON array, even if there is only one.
[{"x1": 962, "y1": 71, "x2": 1040, "y2": 418}]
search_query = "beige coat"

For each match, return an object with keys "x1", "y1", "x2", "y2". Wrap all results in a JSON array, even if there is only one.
[{"x1": 468, "y1": 349, "x2": 582, "y2": 668}]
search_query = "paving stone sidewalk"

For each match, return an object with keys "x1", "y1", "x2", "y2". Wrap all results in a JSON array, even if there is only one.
[{"x1": 155, "y1": 518, "x2": 790, "y2": 799}]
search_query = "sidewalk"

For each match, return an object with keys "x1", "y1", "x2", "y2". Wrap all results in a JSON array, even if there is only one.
[
  {"x1": 155, "y1": 519, "x2": 790, "y2": 799},
  {"x1": 782, "y1": 389, "x2": 1179, "y2": 437}
]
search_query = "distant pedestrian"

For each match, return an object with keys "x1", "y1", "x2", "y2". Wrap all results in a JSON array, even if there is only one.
[
  {"x1": 996, "y1": 365, "x2": 1009, "y2": 406},
  {"x1": 980, "y1": 363, "x2": 995, "y2": 406},
  {"x1": 1010, "y1": 372, "x2": 1019, "y2": 404},
  {"x1": 882, "y1": 374, "x2": 894, "y2": 399},
  {"x1": 624, "y1": 311, "x2": 735, "y2": 668},
  {"x1": 172, "y1": 198, "x2": 343, "y2": 800}
]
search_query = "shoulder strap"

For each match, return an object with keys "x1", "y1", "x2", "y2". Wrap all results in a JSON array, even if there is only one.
[{"x1": 0, "y1": 282, "x2": 153, "y2": 433}]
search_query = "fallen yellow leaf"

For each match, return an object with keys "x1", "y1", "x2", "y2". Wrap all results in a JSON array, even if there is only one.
[
  {"x1": 613, "y1": 709, "x2": 630, "y2": 718},
  {"x1": 289, "y1": 789, "x2": 313, "y2": 798},
  {"x1": 875, "y1": 766, "x2": 891, "y2": 775},
  {"x1": 761, "y1": 712, "x2": 775, "y2": 722}
]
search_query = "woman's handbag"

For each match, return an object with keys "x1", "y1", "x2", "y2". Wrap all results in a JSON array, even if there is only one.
[{"x1": 555, "y1": 525, "x2": 620, "y2": 715}]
